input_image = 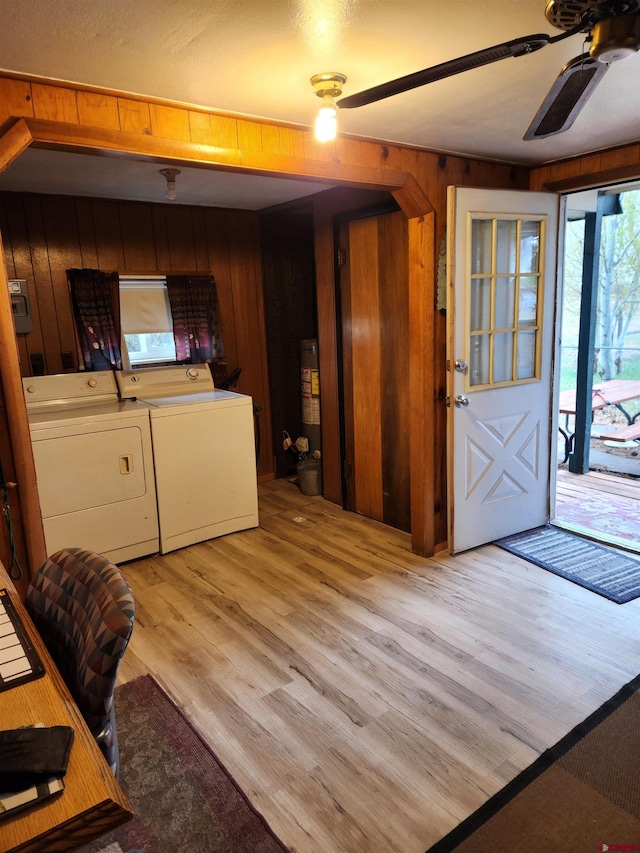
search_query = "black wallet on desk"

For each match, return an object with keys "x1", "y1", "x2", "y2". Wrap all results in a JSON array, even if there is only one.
[{"x1": 0, "y1": 725, "x2": 74, "y2": 795}]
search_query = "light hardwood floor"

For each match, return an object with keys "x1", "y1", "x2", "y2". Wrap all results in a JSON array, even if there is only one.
[{"x1": 119, "y1": 479, "x2": 640, "y2": 853}]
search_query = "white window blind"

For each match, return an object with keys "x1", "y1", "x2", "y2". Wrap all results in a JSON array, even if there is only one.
[{"x1": 120, "y1": 277, "x2": 172, "y2": 334}]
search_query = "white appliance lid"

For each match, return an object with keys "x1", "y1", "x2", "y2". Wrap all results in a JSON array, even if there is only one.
[{"x1": 143, "y1": 389, "x2": 252, "y2": 414}]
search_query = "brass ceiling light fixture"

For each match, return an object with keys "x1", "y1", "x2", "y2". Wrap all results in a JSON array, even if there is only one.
[
  {"x1": 159, "y1": 167, "x2": 181, "y2": 200},
  {"x1": 310, "y1": 72, "x2": 346, "y2": 142}
]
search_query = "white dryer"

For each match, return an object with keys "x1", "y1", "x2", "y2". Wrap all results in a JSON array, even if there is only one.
[
  {"x1": 116, "y1": 365, "x2": 259, "y2": 554},
  {"x1": 23, "y1": 372, "x2": 159, "y2": 563}
]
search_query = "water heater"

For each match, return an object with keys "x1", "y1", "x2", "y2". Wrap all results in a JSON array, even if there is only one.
[{"x1": 300, "y1": 339, "x2": 321, "y2": 455}]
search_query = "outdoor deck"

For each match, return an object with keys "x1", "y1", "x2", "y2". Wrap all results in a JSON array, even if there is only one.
[{"x1": 555, "y1": 466, "x2": 640, "y2": 553}]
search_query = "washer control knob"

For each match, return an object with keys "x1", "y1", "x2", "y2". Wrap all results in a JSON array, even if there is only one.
[
  {"x1": 87, "y1": 378, "x2": 98, "y2": 388},
  {"x1": 186, "y1": 368, "x2": 199, "y2": 380}
]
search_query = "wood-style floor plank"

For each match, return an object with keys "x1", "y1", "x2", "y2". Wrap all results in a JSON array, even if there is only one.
[{"x1": 118, "y1": 479, "x2": 640, "y2": 853}]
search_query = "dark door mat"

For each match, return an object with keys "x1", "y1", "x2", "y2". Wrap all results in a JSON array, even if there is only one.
[{"x1": 494, "y1": 525, "x2": 640, "y2": 603}]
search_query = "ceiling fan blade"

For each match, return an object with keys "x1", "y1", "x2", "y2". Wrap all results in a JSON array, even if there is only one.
[
  {"x1": 337, "y1": 34, "x2": 550, "y2": 109},
  {"x1": 524, "y1": 54, "x2": 609, "y2": 140}
]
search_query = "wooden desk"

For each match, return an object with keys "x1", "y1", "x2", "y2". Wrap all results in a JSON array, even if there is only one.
[
  {"x1": 0, "y1": 567, "x2": 132, "y2": 853},
  {"x1": 557, "y1": 379, "x2": 640, "y2": 462}
]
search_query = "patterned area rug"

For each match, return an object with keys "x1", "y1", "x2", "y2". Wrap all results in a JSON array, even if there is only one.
[
  {"x1": 494, "y1": 525, "x2": 640, "y2": 603},
  {"x1": 555, "y1": 492, "x2": 640, "y2": 547},
  {"x1": 426, "y1": 674, "x2": 640, "y2": 852},
  {"x1": 78, "y1": 675, "x2": 289, "y2": 853}
]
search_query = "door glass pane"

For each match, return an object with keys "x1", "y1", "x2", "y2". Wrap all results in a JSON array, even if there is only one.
[
  {"x1": 469, "y1": 334, "x2": 489, "y2": 386},
  {"x1": 520, "y1": 221, "x2": 540, "y2": 273},
  {"x1": 494, "y1": 277, "x2": 515, "y2": 329},
  {"x1": 518, "y1": 277, "x2": 538, "y2": 326},
  {"x1": 517, "y1": 330, "x2": 536, "y2": 379},
  {"x1": 471, "y1": 220, "x2": 492, "y2": 274},
  {"x1": 470, "y1": 278, "x2": 491, "y2": 331},
  {"x1": 496, "y1": 220, "x2": 517, "y2": 273},
  {"x1": 494, "y1": 332, "x2": 514, "y2": 383}
]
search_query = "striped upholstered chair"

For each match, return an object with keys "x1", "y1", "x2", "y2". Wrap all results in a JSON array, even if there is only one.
[{"x1": 26, "y1": 547, "x2": 135, "y2": 776}]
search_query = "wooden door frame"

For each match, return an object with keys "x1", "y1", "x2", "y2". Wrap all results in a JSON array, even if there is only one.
[
  {"x1": 334, "y1": 200, "x2": 403, "y2": 513},
  {"x1": 0, "y1": 115, "x2": 437, "y2": 570}
]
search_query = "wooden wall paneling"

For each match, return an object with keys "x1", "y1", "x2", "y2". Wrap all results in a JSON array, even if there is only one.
[
  {"x1": 278, "y1": 128, "x2": 305, "y2": 160},
  {"x1": 224, "y1": 211, "x2": 272, "y2": 477},
  {"x1": 261, "y1": 124, "x2": 281, "y2": 156},
  {"x1": 349, "y1": 216, "x2": 384, "y2": 522},
  {"x1": 188, "y1": 112, "x2": 239, "y2": 149},
  {"x1": 312, "y1": 194, "x2": 343, "y2": 505},
  {"x1": 20, "y1": 196, "x2": 61, "y2": 375},
  {"x1": 203, "y1": 209, "x2": 238, "y2": 372},
  {"x1": 0, "y1": 78, "x2": 34, "y2": 124},
  {"x1": 190, "y1": 208, "x2": 211, "y2": 272},
  {"x1": 529, "y1": 143, "x2": 640, "y2": 192},
  {"x1": 164, "y1": 206, "x2": 198, "y2": 270},
  {"x1": 579, "y1": 152, "x2": 603, "y2": 176},
  {"x1": 40, "y1": 196, "x2": 88, "y2": 366},
  {"x1": 149, "y1": 103, "x2": 191, "y2": 142},
  {"x1": 91, "y1": 199, "x2": 126, "y2": 271},
  {"x1": 150, "y1": 206, "x2": 171, "y2": 270},
  {"x1": 379, "y1": 211, "x2": 410, "y2": 532},
  {"x1": 0, "y1": 197, "x2": 31, "y2": 374},
  {"x1": 75, "y1": 198, "x2": 99, "y2": 270},
  {"x1": 259, "y1": 211, "x2": 317, "y2": 478},
  {"x1": 236, "y1": 119, "x2": 264, "y2": 153},
  {"x1": 76, "y1": 91, "x2": 121, "y2": 130},
  {"x1": 338, "y1": 221, "x2": 355, "y2": 511},
  {"x1": 118, "y1": 202, "x2": 158, "y2": 272},
  {"x1": 31, "y1": 83, "x2": 79, "y2": 123},
  {"x1": 250, "y1": 214, "x2": 275, "y2": 482},
  {"x1": 117, "y1": 98, "x2": 151, "y2": 135}
]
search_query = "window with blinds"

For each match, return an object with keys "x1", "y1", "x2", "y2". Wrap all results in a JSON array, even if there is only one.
[{"x1": 120, "y1": 276, "x2": 176, "y2": 366}]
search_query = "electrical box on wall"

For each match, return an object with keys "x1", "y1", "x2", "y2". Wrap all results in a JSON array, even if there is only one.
[{"x1": 8, "y1": 279, "x2": 33, "y2": 334}]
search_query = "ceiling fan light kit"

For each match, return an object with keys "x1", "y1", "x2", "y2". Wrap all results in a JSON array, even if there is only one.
[
  {"x1": 311, "y1": 72, "x2": 347, "y2": 142},
  {"x1": 336, "y1": 0, "x2": 640, "y2": 141}
]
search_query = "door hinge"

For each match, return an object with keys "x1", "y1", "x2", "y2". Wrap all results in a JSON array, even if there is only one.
[
  {"x1": 337, "y1": 248, "x2": 347, "y2": 266},
  {"x1": 343, "y1": 460, "x2": 353, "y2": 478}
]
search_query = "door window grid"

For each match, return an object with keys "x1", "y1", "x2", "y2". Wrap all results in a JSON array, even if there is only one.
[{"x1": 467, "y1": 215, "x2": 545, "y2": 388}]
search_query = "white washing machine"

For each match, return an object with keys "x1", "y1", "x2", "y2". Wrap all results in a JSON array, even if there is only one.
[
  {"x1": 23, "y1": 372, "x2": 159, "y2": 563},
  {"x1": 116, "y1": 365, "x2": 259, "y2": 554}
]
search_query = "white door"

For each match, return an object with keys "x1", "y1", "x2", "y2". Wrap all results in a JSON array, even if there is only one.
[{"x1": 447, "y1": 187, "x2": 559, "y2": 553}]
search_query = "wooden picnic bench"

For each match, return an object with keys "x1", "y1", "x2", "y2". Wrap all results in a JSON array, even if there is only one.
[
  {"x1": 558, "y1": 379, "x2": 640, "y2": 461},
  {"x1": 593, "y1": 421, "x2": 640, "y2": 443}
]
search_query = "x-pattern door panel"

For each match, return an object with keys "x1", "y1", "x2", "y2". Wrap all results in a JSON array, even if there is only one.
[{"x1": 448, "y1": 187, "x2": 559, "y2": 553}]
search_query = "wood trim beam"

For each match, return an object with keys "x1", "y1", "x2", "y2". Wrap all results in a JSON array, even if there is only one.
[
  {"x1": 392, "y1": 175, "x2": 434, "y2": 219},
  {"x1": 0, "y1": 118, "x2": 34, "y2": 172},
  {"x1": 408, "y1": 212, "x2": 436, "y2": 556},
  {"x1": 23, "y1": 117, "x2": 415, "y2": 194},
  {"x1": 543, "y1": 162, "x2": 640, "y2": 193}
]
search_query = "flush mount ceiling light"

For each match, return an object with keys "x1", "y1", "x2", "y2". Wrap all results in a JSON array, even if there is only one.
[
  {"x1": 310, "y1": 72, "x2": 346, "y2": 142},
  {"x1": 159, "y1": 167, "x2": 181, "y2": 200}
]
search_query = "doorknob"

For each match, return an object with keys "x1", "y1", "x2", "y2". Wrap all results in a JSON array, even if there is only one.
[
  {"x1": 454, "y1": 359, "x2": 468, "y2": 374},
  {"x1": 454, "y1": 395, "x2": 470, "y2": 408}
]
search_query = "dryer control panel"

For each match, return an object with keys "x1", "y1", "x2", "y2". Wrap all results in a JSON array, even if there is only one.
[{"x1": 116, "y1": 364, "x2": 215, "y2": 399}]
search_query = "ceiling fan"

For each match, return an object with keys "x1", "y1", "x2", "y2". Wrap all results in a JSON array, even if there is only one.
[{"x1": 337, "y1": 0, "x2": 640, "y2": 140}]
